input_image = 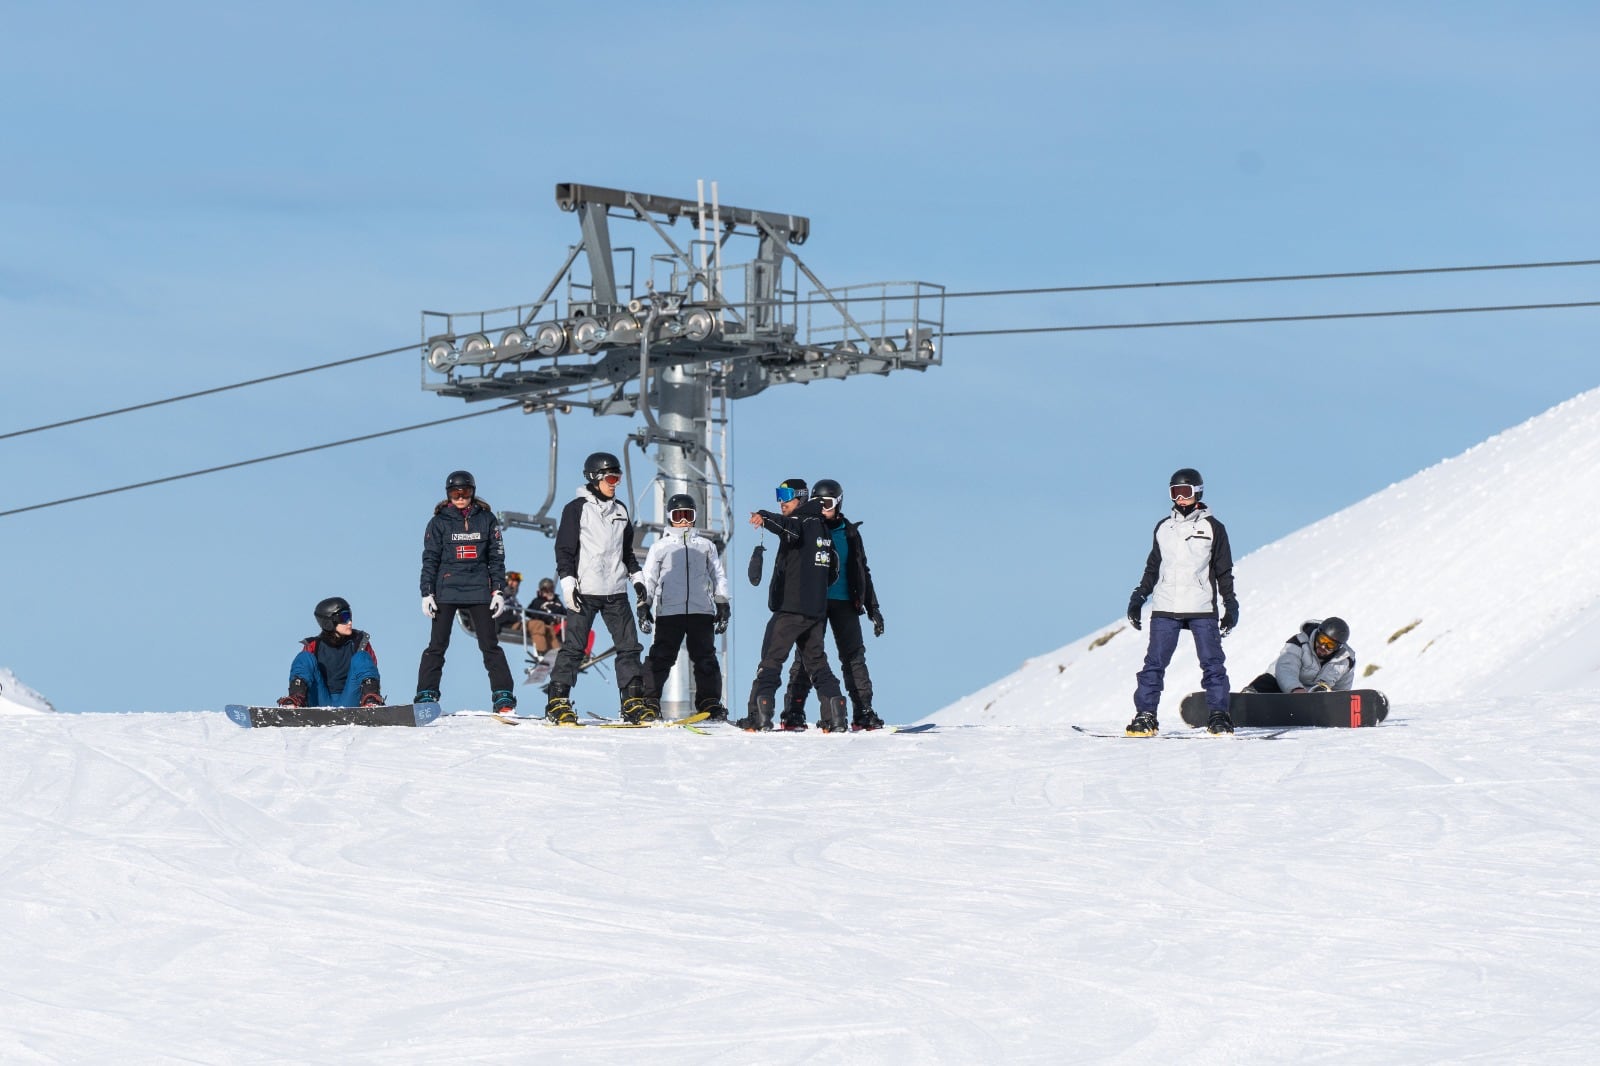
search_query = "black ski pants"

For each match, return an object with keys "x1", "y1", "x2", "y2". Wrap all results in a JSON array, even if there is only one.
[
  {"x1": 782, "y1": 599, "x2": 873, "y2": 714},
  {"x1": 642, "y1": 613, "x2": 723, "y2": 705},
  {"x1": 550, "y1": 593, "x2": 643, "y2": 692},
  {"x1": 749, "y1": 611, "x2": 841, "y2": 713},
  {"x1": 416, "y1": 602, "x2": 515, "y2": 697}
]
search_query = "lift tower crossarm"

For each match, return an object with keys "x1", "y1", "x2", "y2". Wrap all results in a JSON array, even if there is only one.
[{"x1": 555, "y1": 183, "x2": 810, "y2": 246}]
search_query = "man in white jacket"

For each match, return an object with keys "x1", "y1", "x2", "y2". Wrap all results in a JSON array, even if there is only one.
[
  {"x1": 546, "y1": 451, "x2": 649, "y2": 724},
  {"x1": 1125, "y1": 467, "x2": 1239, "y2": 736},
  {"x1": 637, "y1": 493, "x2": 731, "y2": 720}
]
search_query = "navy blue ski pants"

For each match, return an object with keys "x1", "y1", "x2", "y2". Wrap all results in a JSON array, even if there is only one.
[{"x1": 1134, "y1": 615, "x2": 1230, "y2": 714}]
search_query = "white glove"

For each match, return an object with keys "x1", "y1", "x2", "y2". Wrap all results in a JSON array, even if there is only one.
[
  {"x1": 490, "y1": 591, "x2": 506, "y2": 618},
  {"x1": 559, "y1": 575, "x2": 582, "y2": 612},
  {"x1": 421, "y1": 595, "x2": 437, "y2": 619}
]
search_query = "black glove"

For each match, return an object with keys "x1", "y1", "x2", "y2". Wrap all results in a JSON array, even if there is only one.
[
  {"x1": 633, "y1": 581, "x2": 648, "y2": 601},
  {"x1": 868, "y1": 607, "x2": 885, "y2": 638},
  {"x1": 635, "y1": 602, "x2": 654, "y2": 634},
  {"x1": 747, "y1": 543, "x2": 765, "y2": 586},
  {"x1": 1127, "y1": 593, "x2": 1144, "y2": 631},
  {"x1": 714, "y1": 600, "x2": 730, "y2": 634},
  {"x1": 1220, "y1": 601, "x2": 1239, "y2": 637}
]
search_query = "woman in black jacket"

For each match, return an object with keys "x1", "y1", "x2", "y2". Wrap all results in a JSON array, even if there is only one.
[{"x1": 414, "y1": 470, "x2": 517, "y2": 713}]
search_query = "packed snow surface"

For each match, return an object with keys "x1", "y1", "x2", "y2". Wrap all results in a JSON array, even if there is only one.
[
  {"x1": 3, "y1": 701, "x2": 1598, "y2": 1063},
  {"x1": 5, "y1": 390, "x2": 1600, "y2": 1062}
]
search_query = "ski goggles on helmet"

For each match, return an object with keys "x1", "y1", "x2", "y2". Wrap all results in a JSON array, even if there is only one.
[
  {"x1": 596, "y1": 471, "x2": 623, "y2": 485},
  {"x1": 1314, "y1": 632, "x2": 1340, "y2": 656},
  {"x1": 814, "y1": 495, "x2": 840, "y2": 511},
  {"x1": 1169, "y1": 483, "x2": 1201, "y2": 501},
  {"x1": 775, "y1": 485, "x2": 808, "y2": 503},
  {"x1": 505, "y1": 572, "x2": 522, "y2": 583},
  {"x1": 669, "y1": 507, "x2": 697, "y2": 525},
  {"x1": 448, "y1": 486, "x2": 474, "y2": 499},
  {"x1": 333, "y1": 609, "x2": 353, "y2": 625}
]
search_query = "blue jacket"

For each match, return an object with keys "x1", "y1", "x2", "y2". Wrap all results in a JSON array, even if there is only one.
[{"x1": 288, "y1": 631, "x2": 380, "y2": 707}]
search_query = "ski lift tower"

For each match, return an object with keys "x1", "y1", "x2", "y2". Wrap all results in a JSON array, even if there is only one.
[{"x1": 419, "y1": 182, "x2": 944, "y2": 713}]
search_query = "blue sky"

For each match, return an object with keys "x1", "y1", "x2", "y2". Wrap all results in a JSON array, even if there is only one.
[{"x1": 3, "y1": 2, "x2": 1597, "y2": 716}]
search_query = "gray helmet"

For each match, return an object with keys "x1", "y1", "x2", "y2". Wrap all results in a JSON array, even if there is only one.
[
  {"x1": 314, "y1": 596, "x2": 352, "y2": 633},
  {"x1": 583, "y1": 451, "x2": 623, "y2": 482}
]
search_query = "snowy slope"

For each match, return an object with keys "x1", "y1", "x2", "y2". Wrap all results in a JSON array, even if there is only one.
[
  {"x1": 5, "y1": 391, "x2": 1600, "y2": 1062},
  {"x1": 937, "y1": 386, "x2": 1600, "y2": 728},
  {"x1": 0, "y1": 667, "x2": 53, "y2": 716}
]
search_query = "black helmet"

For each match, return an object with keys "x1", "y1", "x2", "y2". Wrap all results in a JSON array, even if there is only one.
[
  {"x1": 812, "y1": 478, "x2": 843, "y2": 507},
  {"x1": 583, "y1": 451, "x2": 623, "y2": 482},
  {"x1": 666, "y1": 492, "x2": 698, "y2": 512},
  {"x1": 1169, "y1": 467, "x2": 1204, "y2": 505},
  {"x1": 1314, "y1": 616, "x2": 1350, "y2": 656},
  {"x1": 314, "y1": 596, "x2": 352, "y2": 633},
  {"x1": 445, "y1": 469, "x2": 476, "y2": 495}
]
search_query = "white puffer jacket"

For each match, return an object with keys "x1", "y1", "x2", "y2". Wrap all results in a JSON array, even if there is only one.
[{"x1": 643, "y1": 527, "x2": 729, "y2": 616}]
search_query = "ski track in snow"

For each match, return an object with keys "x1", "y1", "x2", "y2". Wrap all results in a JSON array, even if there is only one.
[{"x1": 3, "y1": 703, "x2": 1599, "y2": 1064}]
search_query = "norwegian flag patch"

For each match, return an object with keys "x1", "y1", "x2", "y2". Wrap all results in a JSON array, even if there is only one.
[{"x1": 455, "y1": 544, "x2": 479, "y2": 560}]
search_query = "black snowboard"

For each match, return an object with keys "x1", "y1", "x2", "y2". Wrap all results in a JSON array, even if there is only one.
[
  {"x1": 1179, "y1": 689, "x2": 1388, "y2": 729},
  {"x1": 224, "y1": 703, "x2": 442, "y2": 728}
]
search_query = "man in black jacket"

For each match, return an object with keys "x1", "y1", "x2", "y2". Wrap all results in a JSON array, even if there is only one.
[
  {"x1": 739, "y1": 478, "x2": 849, "y2": 732},
  {"x1": 778, "y1": 478, "x2": 885, "y2": 730},
  {"x1": 414, "y1": 469, "x2": 517, "y2": 714}
]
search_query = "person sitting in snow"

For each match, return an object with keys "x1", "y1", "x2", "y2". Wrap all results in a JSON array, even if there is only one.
[
  {"x1": 1242, "y1": 617, "x2": 1356, "y2": 693},
  {"x1": 278, "y1": 596, "x2": 383, "y2": 708}
]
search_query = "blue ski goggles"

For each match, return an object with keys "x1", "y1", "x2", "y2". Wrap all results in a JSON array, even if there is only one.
[
  {"x1": 334, "y1": 610, "x2": 353, "y2": 625},
  {"x1": 775, "y1": 486, "x2": 808, "y2": 503}
]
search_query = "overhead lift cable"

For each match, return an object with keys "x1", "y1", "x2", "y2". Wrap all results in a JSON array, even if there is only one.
[
  {"x1": 6, "y1": 258, "x2": 1598, "y2": 442},
  {"x1": 0, "y1": 403, "x2": 518, "y2": 518},
  {"x1": 943, "y1": 299, "x2": 1600, "y2": 338},
  {"x1": 0, "y1": 340, "x2": 419, "y2": 442}
]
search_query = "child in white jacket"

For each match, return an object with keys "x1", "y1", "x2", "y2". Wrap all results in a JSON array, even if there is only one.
[{"x1": 639, "y1": 493, "x2": 731, "y2": 719}]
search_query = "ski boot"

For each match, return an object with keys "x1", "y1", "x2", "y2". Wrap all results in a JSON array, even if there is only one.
[
  {"x1": 819, "y1": 695, "x2": 851, "y2": 733},
  {"x1": 736, "y1": 695, "x2": 774, "y2": 732},
  {"x1": 414, "y1": 688, "x2": 440, "y2": 704},
  {"x1": 544, "y1": 683, "x2": 578, "y2": 726},
  {"x1": 696, "y1": 697, "x2": 730, "y2": 723},
  {"x1": 1207, "y1": 709, "x2": 1235, "y2": 734},
  {"x1": 278, "y1": 677, "x2": 310, "y2": 708},
  {"x1": 620, "y1": 679, "x2": 657, "y2": 724},
  {"x1": 778, "y1": 708, "x2": 808, "y2": 731},
  {"x1": 1125, "y1": 710, "x2": 1159, "y2": 737},
  {"x1": 852, "y1": 707, "x2": 885, "y2": 732},
  {"x1": 492, "y1": 689, "x2": 517, "y2": 716}
]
